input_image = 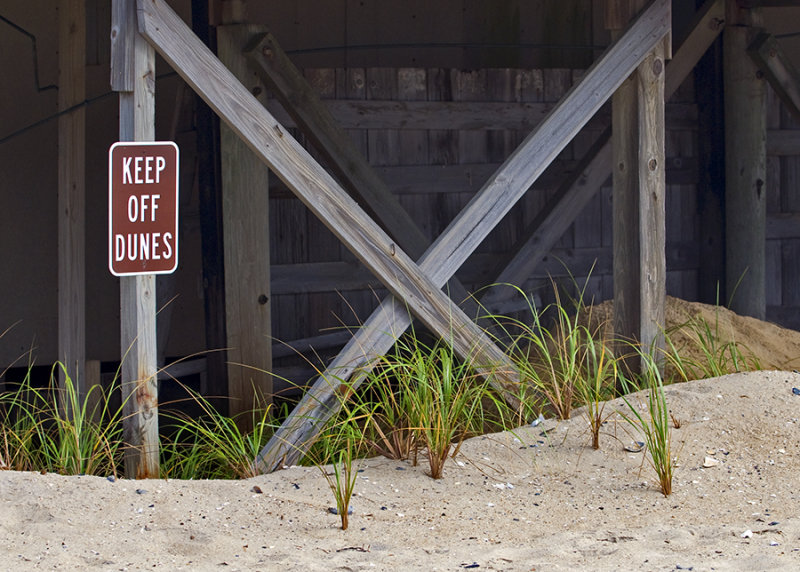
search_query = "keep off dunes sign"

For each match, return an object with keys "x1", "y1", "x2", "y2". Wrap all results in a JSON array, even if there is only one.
[{"x1": 108, "y1": 142, "x2": 179, "y2": 276}]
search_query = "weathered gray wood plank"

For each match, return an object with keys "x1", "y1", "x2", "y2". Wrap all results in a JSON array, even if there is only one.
[
  {"x1": 247, "y1": 36, "x2": 474, "y2": 311},
  {"x1": 218, "y1": 25, "x2": 273, "y2": 427},
  {"x1": 114, "y1": 0, "x2": 159, "y2": 479},
  {"x1": 58, "y1": 0, "x2": 87, "y2": 400},
  {"x1": 725, "y1": 24, "x2": 767, "y2": 319},
  {"x1": 264, "y1": 98, "x2": 697, "y2": 131}
]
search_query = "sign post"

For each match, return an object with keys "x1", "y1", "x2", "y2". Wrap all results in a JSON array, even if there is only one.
[{"x1": 108, "y1": 141, "x2": 178, "y2": 479}]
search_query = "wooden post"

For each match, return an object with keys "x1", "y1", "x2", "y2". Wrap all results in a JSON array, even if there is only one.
[
  {"x1": 192, "y1": 0, "x2": 229, "y2": 409},
  {"x1": 111, "y1": 0, "x2": 159, "y2": 478},
  {"x1": 57, "y1": 0, "x2": 86, "y2": 405},
  {"x1": 217, "y1": 23, "x2": 273, "y2": 428},
  {"x1": 608, "y1": 0, "x2": 668, "y2": 373},
  {"x1": 724, "y1": 2, "x2": 766, "y2": 319}
]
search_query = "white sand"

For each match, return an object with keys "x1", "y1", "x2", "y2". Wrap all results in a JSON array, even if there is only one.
[{"x1": 2, "y1": 370, "x2": 800, "y2": 571}]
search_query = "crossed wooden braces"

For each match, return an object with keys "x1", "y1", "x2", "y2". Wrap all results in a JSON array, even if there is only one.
[{"x1": 135, "y1": 0, "x2": 678, "y2": 473}]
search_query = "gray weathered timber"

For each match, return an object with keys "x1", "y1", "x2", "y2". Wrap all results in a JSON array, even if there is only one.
[
  {"x1": 218, "y1": 25, "x2": 274, "y2": 428},
  {"x1": 635, "y1": 42, "x2": 667, "y2": 360},
  {"x1": 725, "y1": 24, "x2": 767, "y2": 319},
  {"x1": 748, "y1": 33, "x2": 800, "y2": 122},
  {"x1": 479, "y1": 0, "x2": 723, "y2": 314},
  {"x1": 136, "y1": 0, "x2": 520, "y2": 402},
  {"x1": 114, "y1": 0, "x2": 159, "y2": 479},
  {"x1": 57, "y1": 0, "x2": 87, "y2": 402},
  {"x1": 254, "y1": 0, "x2": 672, "y2": 473},
  {"x1": 610, "y1": 0, "x2": 667, "y2": 373}
]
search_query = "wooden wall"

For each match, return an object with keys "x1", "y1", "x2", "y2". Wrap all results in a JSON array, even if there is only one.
[
  {"x1": 766, "y1": 84, "x2": 800, "y2": 331},
  {"x1": 267, "y1": 66, "x2": 701, "y2": 384}
]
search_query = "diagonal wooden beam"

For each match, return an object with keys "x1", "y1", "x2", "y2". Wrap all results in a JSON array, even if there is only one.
[
  {"x1": 749, "y1": 32, "x2": 800, "y2": 122},
  {"x1": 136, "y1": 0, "x2": 519, "y2": 401},
  {"x1": 245, "y1": 32, "x2": 475, "y2": 311},
  {"x1": 254, "y1": 0, "x2": 672, "y2": 472},
  {"x1": 479, "y1": 0, "x2": 725, "y2": 315}
]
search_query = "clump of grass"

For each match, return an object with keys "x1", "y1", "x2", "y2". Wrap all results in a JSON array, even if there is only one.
[
  {"x1": 360, "y1": 333, "x2": 500, "y2": 479},
  {"x1": 664, "y1": 312, "x2": 761, "y2": 383},
  {"x1": 489, "y1": 280, "x2": 617, "y2": 429},
  {"x1": 618, "y1": 350, "x2": 673, "y2": 496},
  {"x1": 575, "y1": 333, "x2": 618, "y2": 449},
  {"x1": 359, "y1": 354, "x2": 419, "y2": 462},
  {"x1": 406, "y1": 342, "x2": 494, "y2": 479},
  {"x1": 161, "y1": 387, "x2": 280, "y2": 479},
  {"x1": 307, "y1": 403, "x2": 371, "y2": 530},
  {"x1": 0, "y1": 363, "x2": 125, "y2": 476}
]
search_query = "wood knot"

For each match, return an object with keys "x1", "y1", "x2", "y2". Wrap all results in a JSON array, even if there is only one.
[{"x1": 652, "y1": 58, "x2": 663, "y2": 77}]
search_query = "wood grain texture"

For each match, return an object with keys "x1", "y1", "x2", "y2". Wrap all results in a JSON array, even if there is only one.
[
  {"x1": 263, "y1": 99, "x2": 697, "y2": 131},
  {"x1": 724, "y1": 24, "x2": 767, "y2": 319},
  {"x1": 58, "y1": 0, "x2": 87, "y2": 397},
  {"x1": 218, "y1": 25, "x2": 273, "y2": 426},
  {"x1": 116, "y1": 0, "x2": 159, "y2": 478}
]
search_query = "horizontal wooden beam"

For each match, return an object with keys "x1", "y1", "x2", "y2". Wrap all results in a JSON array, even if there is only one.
[
  {"x1": 255, "y1": 0, "x2": 672, "y2": 473},
  {"x1": 268, "y1": 156, "x2": 699, "y2": 198},
  {"x1": 264, "y1": 99, "x2": 698, "y2": 131},
  {"x1": 269, "y1": 243, "x2": 702, "y2": 296},
  {"x1": 767, "y1": 129, "x2": 800, "y2": 155},
  {"x1": 766, "y1": 213, "x2": 800, "y2": 239}
]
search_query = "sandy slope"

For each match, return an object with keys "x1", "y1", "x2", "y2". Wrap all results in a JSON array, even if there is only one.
[{"x1": 2, "y1": 370, "x2": 800, "y2": 571}]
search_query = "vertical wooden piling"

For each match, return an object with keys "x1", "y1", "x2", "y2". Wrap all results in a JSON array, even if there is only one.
[
  {"x1": 111, "y1": 0, "x2": 159, "y2": 478},
  {"x1": 57, "y1": 0, "x2": 87, "y2": 404},
  {"x1": 724, "y1": 2, "x2": 766, "y2": 319},
  {"x1": 607, "y1": 0, "x2": 668, "y2": 373},
  {"x1": 217, "y1": 21, "x2": 273, "y2": 428}
]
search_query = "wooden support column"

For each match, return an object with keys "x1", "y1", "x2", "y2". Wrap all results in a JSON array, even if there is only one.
[
  {"x1": 57, "y1": 0, "x2": 86, "y2": 403},
  {"x1": 724, "y1": 2, "x2": 766, "y2": 319},
  {"x1": 192, "y1": 0, "x2": 229, "y2": 408},
  {"x1": 111, "y1": 0, "x2": 159, "y2": 478},
  {"x1": 217, "y1": 20, "x2": 273, "y2": 427},
  {"x1": 608, "y1": 0, "x2": 668, "y2": 371}
]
